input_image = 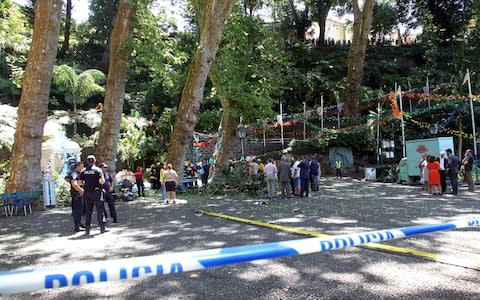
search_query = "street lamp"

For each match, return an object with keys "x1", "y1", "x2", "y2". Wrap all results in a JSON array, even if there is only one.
[
  {"x1": 237, "y1": 123, "x2": 247, "y2": 159},
  {"x1": 429, "y1": 123, "x2": 440, "y2": 137}
]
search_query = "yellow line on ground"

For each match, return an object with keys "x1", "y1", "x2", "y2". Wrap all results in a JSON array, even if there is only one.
[{"x1": 197, "y1": 210, "x2": 480, "y2": 270}]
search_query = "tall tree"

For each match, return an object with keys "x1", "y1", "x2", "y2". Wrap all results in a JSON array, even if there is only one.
[
  {"x1": 242, "y1": 0, "x2": 264, "y2": 16},
  {"x1": 166, "y1": 0, "x2": 238, "y2": 173},
  {"x1": 344, "y1": 0, "x2": 374, "y2": 115},
  {"x1": 414, "y1": 0, "x2": 473, "y2": 43},
  {"x1": 307, "y1": 0, "x2": 333, "y2": 44},
  {"x1": 208, "y1": 10, "x2": 289, "y2": 173},
  {"x1": 59, "y1": 0, "x2": 72, "y2": 58},
  {"x1": 370, "y1": 1, "x2": 396, "y2": 42},
  {"x1": 7, "y1": 0, "x2": 63, "y2": 192},
  {"x1": 88, "y1": 0, "x2": 120, "y2": 71},
  {"x1": 283, "y1": 0, "x2": 310, "y2": 43},
  {"x1": 95, "y1": 0, "x2": 137, "y2": 171}
]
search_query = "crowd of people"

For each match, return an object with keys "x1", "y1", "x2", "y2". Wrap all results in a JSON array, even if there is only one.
[
  {"x1": 244, "y1": 156, "x2": 323, "y2": 200},
  {"x1": 65, "y1": 155, "x2": 201, "y2": 235},
  {"x1": 64, "y1": 147, "x2": 475, "y2": 235},
  {"x1": 418, "y1": 148, "x2": 474, "y2": 195}
]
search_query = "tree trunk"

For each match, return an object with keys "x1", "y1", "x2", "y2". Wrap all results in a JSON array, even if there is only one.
[
  {"x1": 102, "y1": 4, "x2": 119, "y2": 73},
  {"x1": 7, "y1": 0, "x2": 63, "y2": 193},
  {"x1": 209, "y1": 68, "x2": 238, "y2": 177},
  {"x1": 59, "y1": 0, "x2": 72, "y2": 58},
  {"x1": 456, "y1": 116, "x2": 463, "y2": 157},
  {"x1": 288, "y1": 0, "x2": 308, "y2": 42},
  {"x1": 166, "y1": 0, "x2": 237, "y2": 173},
  {"x1": 344, "y1": 0, "x2": 374, "y2": 116},
  {"x1": 215, "y1": 103, "x2": 237, "y2": 171},
  {"x1": 73, "y1": 96, "x2": 78, "y2": 136},
  {"x1": 310, "y1": 0, "x2": 331, "y2": 45},
  {"x1": 317, "y1": 6, "x2": 329, "y2": 45},
  {"x1": 96, "y1": 0, "x2": 136, "y2": 172}
]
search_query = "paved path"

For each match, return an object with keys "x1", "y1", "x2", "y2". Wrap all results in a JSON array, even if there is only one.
[{"x1": 0, "y1": 177, "x2": 479, "y2": 299}]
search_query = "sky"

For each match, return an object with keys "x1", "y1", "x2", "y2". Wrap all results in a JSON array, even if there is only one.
[
  {"x1": 13, "y1": 0, "x2": 90, "y2": 22},
  {"x1": 12, "y1": 0, "x2": 185, "y2": 26}
]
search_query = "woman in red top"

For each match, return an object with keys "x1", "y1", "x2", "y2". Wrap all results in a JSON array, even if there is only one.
[
  {"x1": 134, "y1": 166, "x2": 145, "y2": 197},
  {"x1": 427, "y1": 156, "x2": 441, "y2": 195}
]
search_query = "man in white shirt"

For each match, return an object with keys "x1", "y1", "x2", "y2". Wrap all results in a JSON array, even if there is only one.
[
  {"x1": 291, "y1": 157, "x2": 301, "y2": 196},
  {"x1": 249, "y1": 160, "x2": 259, "y2": 175},
  {"x1": 264, "y1": 158, "x2": 278, "y2": 200}
]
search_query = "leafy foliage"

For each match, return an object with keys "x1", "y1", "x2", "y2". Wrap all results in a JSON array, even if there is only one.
[
  {"x1": 208, "y1": 160, "x2": 263, "y2": 195},
  {"x1": 117, "y1": 115, "x2": 149, "y2": 169},
  {"x1": 2, "y1": 0, "x2": 480, "y2": 176},
  {"x1": 413, "y1": 0, "x2": 473, "y2": 43},
  {"x1": 212, "y1": 9, "x2": 291, "y2": 123},
  {"x1": 290, "y1": 126, "x2": 376, "y2": 155},
  {"x1": 126, "y1": 4, "x2": 192, "y2": 118},
  {"x1": 52, "y1": 65, "x2": 105, "y2": 107},
  {"x1": 371, "y1": 2, "x2": 397, "y2": 40},
  {"x1": 0, "y1": 0, "x2": 29, "y2": 98}
]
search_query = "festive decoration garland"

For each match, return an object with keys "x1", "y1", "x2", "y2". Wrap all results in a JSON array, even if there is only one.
[
  {"x1": 404, "y1": 114, "x2": 473, "y2": 139},
  {"x1": 231, "y1": 89, "x2": 478, "y2": 142},
  {"x1": 388, "y1": 92, "x2": 403, "y2": 120}
]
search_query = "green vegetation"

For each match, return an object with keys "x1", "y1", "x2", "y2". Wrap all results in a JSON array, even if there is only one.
[{"x1": 1, "y1": 0, "x2": 480, "y2": 190}]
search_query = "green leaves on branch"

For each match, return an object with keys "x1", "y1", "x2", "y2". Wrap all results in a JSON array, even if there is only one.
[
  {"x1": 117, "y1": 115, "x2": 149, "y2": 168},
  {"x1": 212, "y1": 10, "x2": 291, "y2": 123},
  {"x1": 52, "y1": 65, "x2": 105, "y2": 106}
]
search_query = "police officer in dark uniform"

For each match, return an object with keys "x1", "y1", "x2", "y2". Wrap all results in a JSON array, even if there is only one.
[
  {"x1": 79, "y1": 155, "x2": 106, "y2": 235},
  {"x1": 69, "y1": 161, "x2": 85, "y2": 232},
  {"x1": 99, "y1": 163, "x2": 118, "y2": 223}
]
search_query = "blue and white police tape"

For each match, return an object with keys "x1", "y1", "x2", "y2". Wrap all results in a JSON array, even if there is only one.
[{"x1": 0, "y1": 218, "x2": 479, "y2": 295}]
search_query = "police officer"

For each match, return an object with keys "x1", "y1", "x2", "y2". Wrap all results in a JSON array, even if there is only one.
[
  {"x1": 99, "y1": 163, "x2": 118, "y2": 223},
  {"x1": 69, "y1": 161, "x2": 85, "y2": 232},
  {"x1": 79, "y1": 155, "x2": 107, "y2": 235}
]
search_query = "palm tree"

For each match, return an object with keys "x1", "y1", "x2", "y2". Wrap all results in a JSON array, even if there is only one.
[{"x1": 52, "y1": 64, "x2": 105, "y2": 135}]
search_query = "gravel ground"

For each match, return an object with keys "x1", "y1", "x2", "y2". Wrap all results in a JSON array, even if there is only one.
[{"x1": 0, "y1": 177, "x2": 479, "y2": 299}]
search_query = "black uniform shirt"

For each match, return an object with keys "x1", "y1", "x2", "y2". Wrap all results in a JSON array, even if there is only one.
[
  {"x1": 103, "y1": 172, "x2": 113, "y2": 191},
  {"x1": 80, "y1": 165, "x2": 104, "y2": 191}
]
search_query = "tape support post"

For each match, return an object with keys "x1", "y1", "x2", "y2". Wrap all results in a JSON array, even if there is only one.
[{"x1": 0, "y1": 218, "x2": 479, "y2": 295}]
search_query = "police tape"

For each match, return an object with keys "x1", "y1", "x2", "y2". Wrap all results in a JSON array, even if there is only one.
[
  {"x1": 198, "y1": 210, "x2": 480, "y2": 269},
  {"x1": 0, "y1": 218, "x2": 479, "y2": 295}
]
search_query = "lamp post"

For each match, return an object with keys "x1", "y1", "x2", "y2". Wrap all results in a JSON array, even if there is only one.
[
  {"x1": 429, "y1": 123, "x2": 440, "y2": 137},
  {"x1": 237, "y1": 123, "x2": 247, "y2": 159}
]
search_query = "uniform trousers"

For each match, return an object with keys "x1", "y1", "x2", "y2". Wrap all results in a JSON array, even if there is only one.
[
  {"x1": 103, "y1": 191, "x2": 117, "y2": 221},
  {"x1": 72, "y1": 193, "x2": 83, "y2": 230},
  {"x1": 85, "y1": 190, "x2": 106, "y2": 230}
]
